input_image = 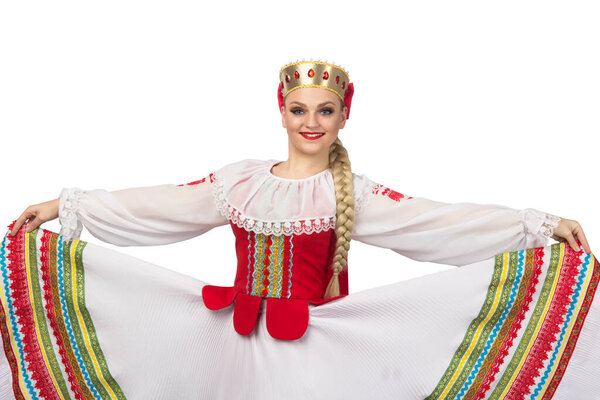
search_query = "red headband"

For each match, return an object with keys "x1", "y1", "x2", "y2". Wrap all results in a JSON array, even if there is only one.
[{"x1": 278, "y1": 82, "x2": 354, "y2": 120}]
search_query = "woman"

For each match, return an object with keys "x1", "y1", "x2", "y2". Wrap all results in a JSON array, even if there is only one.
[{"x1": 1, "y1": 60, "x2": 598, "y2": 399}]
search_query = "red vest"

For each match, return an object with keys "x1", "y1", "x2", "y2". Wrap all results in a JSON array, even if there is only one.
[{"x1": 202, "y1": 221, "x2": 348, "y2": 340}]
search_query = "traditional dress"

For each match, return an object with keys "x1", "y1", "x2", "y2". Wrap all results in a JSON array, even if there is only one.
[{"x1": 1, "y1": 158, "x2": 598, "y2": 399}]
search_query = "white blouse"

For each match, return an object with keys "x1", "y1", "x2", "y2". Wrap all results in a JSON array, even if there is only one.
[{"x1": 58, "y1": 158, "x2": 561, "y2": 267}]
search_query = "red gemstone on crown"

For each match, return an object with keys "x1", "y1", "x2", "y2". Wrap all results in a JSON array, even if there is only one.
[
  {"x1": 294, "y1": 71, "x2": 300, "y2": 79},
  {"x1": 308, "y1": 69, "x2": 314, "y2": 77},
  {"x1": 285, "y1": 75, "x2": 290, "y2": 82},
  {"x1": 342, "y1": 81, "x2": 346, "y2": 89},
  {"x1": 323, "y1": 71, "x2": 329, "y2": 80},
  {"x1": 336, "y1": 75, "x2": 340, "y2": 84}
]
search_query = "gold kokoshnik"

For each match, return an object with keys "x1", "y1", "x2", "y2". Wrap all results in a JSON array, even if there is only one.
[{"x1": 279, "y1": 61, "x2": 350, "y2": 101}]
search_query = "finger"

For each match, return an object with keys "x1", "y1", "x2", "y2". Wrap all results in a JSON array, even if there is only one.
[
  {"x1": 10, "y1": 210, "x2": 33, "y2": 236},
  {"x1": 552, "y1": 234, "x2": 566, "y2": 243},
  {"x1": 565, "y1": 233, "x2": 581, "y2": 252},
  {"x1": 25, "y1": 217, "x2": 43, "y2": 233},
  {"x1": 575, "y1": 228, "x2": 592, "y2": 254}
]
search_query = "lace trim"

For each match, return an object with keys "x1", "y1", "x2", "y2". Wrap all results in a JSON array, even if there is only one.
[
  {"x1": 539, "y1": 213, "x2": 561, "y2": 238},
  {"x1": 1, "y1": 222, "x2": 27, "y2": 398},
  {"x1": 471, "y1": 247, "x2": 545, "y2": 397},
  {"x1": 505, "y1": 243, "x2": 582, "y2": 397},
  {"x1": 58, "y1": 188, "x2": 84, "y2": 242},
  {"x1": 3, "y1": 224, "x2": 58, "y2": 397},
  {"x1": 38, "y1": 229, "x2": 87, "y2": 397},
  {"x1": 210, "y1": 172, "x2": 336, "y2": 235}
]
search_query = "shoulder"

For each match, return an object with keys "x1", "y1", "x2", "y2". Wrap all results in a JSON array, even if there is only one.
[
  {"x1": 351, "y1": 171, "x2": 413, "y2": 212},
  {"x1": 351, "y1": 171, "x2": 378, "y2": 213},
  {"x1": 352, "y1": 172, "x2": 377, "y2": 191},
  {"x1": 214, "y1": 158, "x2": 272, "y2": 174},
  {"x1": 211, "y1": 158, "x2": 278, "y2": 195},
  {"x1": 212, "y1": 158, "x2": 275, "y2": 182}
]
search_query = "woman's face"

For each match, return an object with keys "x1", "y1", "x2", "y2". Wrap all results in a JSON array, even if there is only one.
[{"x1": 281, "y1": 87, "x2": 348, "y2": 158}]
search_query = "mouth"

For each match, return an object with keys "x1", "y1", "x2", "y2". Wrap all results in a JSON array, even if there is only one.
[{"x1": 299, "y1": 131, "x2": 325, "y2": 140}]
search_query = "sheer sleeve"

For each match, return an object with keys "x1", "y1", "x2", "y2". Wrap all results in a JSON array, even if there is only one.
[
  {"x1": 352, "y1": 175, "x2": 561, "y2": 267},
  {"x1": 57, "y1": 175, "x2": 228, "y2": 246}
]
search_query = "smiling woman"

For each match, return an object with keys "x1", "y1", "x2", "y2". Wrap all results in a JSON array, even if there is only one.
[
  {"x1": 0, "y1": 59, "x2": 598, "y2": 399},
  {"x1": 283, "y1": 94, "x2": 345, "y2": 153},
  {"x1": 275, "y1": 93, "x2": 346, "y2": 171}
]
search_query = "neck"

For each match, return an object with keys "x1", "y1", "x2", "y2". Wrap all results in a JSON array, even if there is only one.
[{"x1": 275, "y1": 150, "x2": 330, "y2": 179}]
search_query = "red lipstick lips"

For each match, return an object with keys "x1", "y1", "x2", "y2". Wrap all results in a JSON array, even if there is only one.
[{"x1": 299, "y1": 132, "x2": 325, "y2": 140}]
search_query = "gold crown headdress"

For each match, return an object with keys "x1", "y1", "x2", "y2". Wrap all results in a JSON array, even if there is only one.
[{"x1": 277, "y1": 59, "x2": 355, "y2": 118}]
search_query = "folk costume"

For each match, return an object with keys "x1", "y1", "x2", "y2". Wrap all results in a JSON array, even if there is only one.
[{"x1": 1, "y1": 60, "x2": 599, "y2": 400}]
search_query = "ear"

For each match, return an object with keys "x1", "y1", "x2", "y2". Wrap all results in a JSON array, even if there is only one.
[
  {"x1": 339, "y1": 106, "x2": 348, "y2": 129},
  {"x1": 281, "y1": 105, "x2": 287, "y2": 128}
]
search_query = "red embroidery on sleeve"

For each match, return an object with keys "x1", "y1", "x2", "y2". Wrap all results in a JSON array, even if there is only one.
[
  {"x1": 176, "y1": 173, "x2": 214, "y2": 186},
  {"x1": 371, "y1": 184, "x2": 412, "y2": 202}
]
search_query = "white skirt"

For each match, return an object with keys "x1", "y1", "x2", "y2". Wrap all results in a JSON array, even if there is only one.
[{"x1": 1, "y1": 227, "x2": 599, "y2": 400}]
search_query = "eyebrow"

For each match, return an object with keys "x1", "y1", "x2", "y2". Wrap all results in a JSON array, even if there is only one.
[{"x1": 289, "y1": 101, "x2": 335, "y2": 107}]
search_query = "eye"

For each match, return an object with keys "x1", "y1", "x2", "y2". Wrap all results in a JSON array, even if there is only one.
[
  {"x1": 321, "y1": 108, "x2": 334, "y2": 115},
  {"x1": 291, "y1": 108, "x2": 304, "y2": 115}
]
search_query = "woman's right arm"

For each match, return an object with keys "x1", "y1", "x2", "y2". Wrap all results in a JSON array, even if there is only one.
[{"x1": 10, "y1": 174, "x2": 229, "y2": 246}]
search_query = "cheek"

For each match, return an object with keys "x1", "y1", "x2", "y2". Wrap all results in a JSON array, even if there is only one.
[
  {"x1": 322, "y1": 117, "x2": 340, "y2": 131},
  {"x1": 285, "y1": 116, "x2": 303, "y2": 130}
]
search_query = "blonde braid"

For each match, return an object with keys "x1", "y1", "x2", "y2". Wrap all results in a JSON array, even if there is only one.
[{"x1": 323, "y1": 136, "x2": 355, "y2": 299}]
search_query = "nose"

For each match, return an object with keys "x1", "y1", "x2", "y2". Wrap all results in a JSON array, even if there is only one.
[{"x1": 306, "y1": 111, "x2": 319, "y2": 129}]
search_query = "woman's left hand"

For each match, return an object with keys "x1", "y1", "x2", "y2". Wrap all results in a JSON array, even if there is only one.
[{"x1": 551, "y1": 218, "x2": 592, "y2": 254}]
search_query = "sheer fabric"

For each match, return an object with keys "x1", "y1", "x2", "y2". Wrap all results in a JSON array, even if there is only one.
[{"x1": 58, "y1": 159, "x2": 560, "y2": 265}]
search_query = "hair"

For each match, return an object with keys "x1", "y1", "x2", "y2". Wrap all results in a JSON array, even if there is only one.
[
  {"x1": 324, "y1": 97, "x2": 354, "y2": 299},
  {"x1": 323, "y1": 135, "x2": 354, "y2": 299}
]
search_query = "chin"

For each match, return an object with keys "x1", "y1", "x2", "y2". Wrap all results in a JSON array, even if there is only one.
[
  {"x1": 288, "y1": 132, "x2": 338, "y2": 154},
  {"x1": 296, "y1": 144, "x2": 327, "y2": 153},
  {"x1": 291, "y1": 143, "x2": 328, "y2": 156}
]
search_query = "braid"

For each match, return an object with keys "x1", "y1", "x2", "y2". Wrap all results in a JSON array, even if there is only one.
[{"x1": 323, "y1": 136, "x2": 355, "y2": 299}]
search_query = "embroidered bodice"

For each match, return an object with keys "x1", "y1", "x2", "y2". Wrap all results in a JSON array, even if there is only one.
[
  {"x1": 57, "y1": 158, "x2": 561, "y2": 340},
  {"x1": 202, "y1": 222, "x2": 347, "y2": 340},
  {"x1": 198, "y1": 159, "x2": 364, "y2": 339}
]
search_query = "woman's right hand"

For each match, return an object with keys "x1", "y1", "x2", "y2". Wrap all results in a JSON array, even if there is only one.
[{"x1": 10, "y1": 198, "x2": 60, "y2": 236}]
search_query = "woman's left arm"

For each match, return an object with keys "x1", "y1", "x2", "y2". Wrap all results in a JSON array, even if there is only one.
[{"x1": 351, "y1": 174, "x2": 591, "y2": 267}]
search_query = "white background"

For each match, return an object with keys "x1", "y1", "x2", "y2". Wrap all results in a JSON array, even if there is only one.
[{"x1": 0, "y1": 1, "x2": 598, "y2": 292}]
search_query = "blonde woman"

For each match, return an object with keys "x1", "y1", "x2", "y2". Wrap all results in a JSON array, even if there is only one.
[{"x1": 1, "y1": 60, "x2": 597, "y2": 399}]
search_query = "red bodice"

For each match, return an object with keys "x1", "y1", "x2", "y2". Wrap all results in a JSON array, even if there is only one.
[{"x1": 201, "y1": 222, "x2": 348, "y2": 340}]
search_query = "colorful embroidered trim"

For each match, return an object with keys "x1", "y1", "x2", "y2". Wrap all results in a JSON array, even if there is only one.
[
  {"x1": 247, "y1": 230, "x2": 294, "y2": 298},
  {"x1": 425, "y1": 242, "x2": 599, "y2": 400},
  {"x1": 0, "y1": 226, "x2": 126, "y2": 399}
]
